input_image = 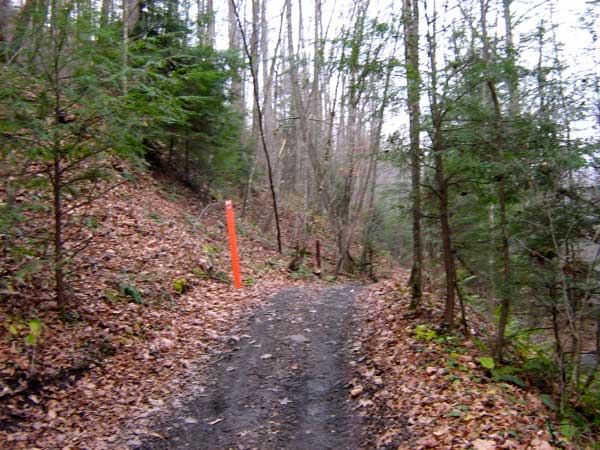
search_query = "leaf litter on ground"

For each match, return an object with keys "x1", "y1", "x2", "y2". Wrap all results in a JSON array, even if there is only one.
[
  {"x1": 351, "y1": 270, "x2": 575, "y2": 450},
  {"x1": 0, "y1": 171, "x2": 313, "y2": 449}
]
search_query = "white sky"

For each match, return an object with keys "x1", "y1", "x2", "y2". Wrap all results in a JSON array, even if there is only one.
[
  {"x1": 214, "y1": 0, "x2": 598, "y2": 136},
  {"x1": 214, "y1": 0, "x2": 597, "y2": 89},
  {"x1": 214, "y1": 0, "x2": 596, "y2": 60}
]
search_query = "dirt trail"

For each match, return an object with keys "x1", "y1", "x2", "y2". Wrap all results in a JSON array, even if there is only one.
[{"x1": 138, "y1": 284, "x2": 362, "y2": 450}]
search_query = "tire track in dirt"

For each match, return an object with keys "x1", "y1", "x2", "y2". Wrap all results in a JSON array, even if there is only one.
[{"x1": 138, "y1": 284, "x2": 362, "y2": 450}]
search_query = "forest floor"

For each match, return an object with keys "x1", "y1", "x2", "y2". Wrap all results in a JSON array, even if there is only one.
[
  {"x1": 1, "y1": 171, "x2": 308, "y2": 449},
  {"x1": 351, "y1": 273, "x2": 571, "y2": 450},
  {"x1": 0, "y1": 169, "x2": 580, "y2": 449},
  {"x1": 132, "y1": 284, "x2": 362, "y2": 450},
  {"x1": 123, "y1": 277, "x2": 568, "y2": 450}
]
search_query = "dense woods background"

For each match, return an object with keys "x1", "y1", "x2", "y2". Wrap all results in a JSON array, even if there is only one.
[{"x1": 1, "y1": 0, "x2": 599, "y2": 443}]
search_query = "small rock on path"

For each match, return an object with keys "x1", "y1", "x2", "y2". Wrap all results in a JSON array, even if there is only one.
[{"x1": 139, "y1": 284, "x2": 362, "y2": 450}]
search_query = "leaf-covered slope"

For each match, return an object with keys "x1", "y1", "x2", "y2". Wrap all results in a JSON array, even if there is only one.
[
  {"x1": 352, "y1": 271, "x2": 573, "y2": 450},
  {"x1": 0, "y1": 171, "x2": 293, "y2": 449}
]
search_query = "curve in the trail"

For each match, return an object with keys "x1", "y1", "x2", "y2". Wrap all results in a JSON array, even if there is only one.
[{"x1": 139, "y1": 284, "x2": 362, "y2": 450}]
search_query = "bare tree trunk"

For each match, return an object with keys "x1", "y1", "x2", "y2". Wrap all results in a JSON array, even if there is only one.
[
  {"x1": 52, "y1": 140, "x2": 65, "y2": 307},
  {"x1": 100, "y1": 0, "x2": 112, "y2": 28},
  {"x1": 206, "y1": 0, "x2": 215, "y2": 46},
  {"x1": 261, "y1": 0, "x2": 271, "y2": 139},
  {"x1": 494, "y1": 171, "x2": 512, "y2": 361},
  {"x1": 228, "y1": 0, "x2": 240, "y2": 63},
  {"x1": 361, "y1": 39, "x2": 397, "y2": 273},
  {"x1": 260, "y1": 0, "x2": 276, "y2": 199},
  {"x1": 333, "y1": 5, "x2": 367, "y2": 275},
  {"x1": 243, "y1": 0, "x2": 261, "y2": 218},
  {"x1": 434, "y1": 128, "x2": 456, "y2": 329},
  {"x1": 1, "y1": 0, "x2": 14, "y2": 61},
  {"x1": 285, "y1": 0, "x2": 304, "y2": 196},
  {"x1": 404, "y1": 0, "x2": 423, "y2": 308},
  {"x1": 228, "y1": 0, "x2": 244, "y2": 114},
  {"x1": 536, "y1": 21, "x2": 547, "y2": 117},
  {"x1": 426, "y1": 0, "x2": 456, "y2": 329},
  {"x1": 51, "y1": 10, "x2": 65, "y2": 307},
  {"x1": 315, "y1": 239, "x2": 322, "y2": 276},
  {"x1": 360, "y1": 154, "x2": 378, "y2": 268},
  {"x1": 250, "y1": 0, "x2": 260, "y2": 153},
  {"x1": 242, "y1": 4, "x2": 283, "y2": 219},
  {"x1": 231, "y1": 0, "x2": 251, "y2": 215},
  {"x1": 487, "y1": 204, "x2": 498, "y2": 320},
  {"x1": 231, "y1": 0, "x2": 283, "y2": 253},
  {"x1": 125, "y1": 0, "x2": 139, "y2": 33}
]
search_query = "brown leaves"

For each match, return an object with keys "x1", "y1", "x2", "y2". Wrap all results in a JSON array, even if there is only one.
[
  {"x1": 471, "y1": 439, "x2": 497, "y2": 450},
  {"x1": 352, "y1": 270, "x2": 570, "y2": 450},
  {"x1": 0, "y1": 173, "x2": 295, "y2": 449},
  {"x1": 350, "y1": 385, "x2": 364, "y2": 397}
]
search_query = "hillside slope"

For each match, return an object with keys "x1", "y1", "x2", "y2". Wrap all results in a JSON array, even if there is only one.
[
  {"x1": 1, "y1": 171, "x2": 587, "y2": 450},
  {"x1": 0, "y1": 171, "x2": 295, "y2": 449},
  {"x1": 352, "y1": 272, "x2": 576, "y2": 450}
]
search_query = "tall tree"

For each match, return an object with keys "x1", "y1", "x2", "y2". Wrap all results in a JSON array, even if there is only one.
[
  {"x1": 502, "y1": 0, "x2": 518, "y2": 116},
  {"x1": 231, "y1": 0, "x2": 283, "y2": 253},
  {"x1": 403, "y1": 0, "x2": 423, "y2": 308},
  {"x1": 1, "y1": 0, "x2": 142, "y2": 306},
  {"x1": 479, "y1": 0, "x2": 513, "y2": 362},
  {"x1": 425, "y1": 0, "x2": 457, "y2": 328},
  {"x1": 0, "y1": 0, "x2": 12, "y2": 61}
]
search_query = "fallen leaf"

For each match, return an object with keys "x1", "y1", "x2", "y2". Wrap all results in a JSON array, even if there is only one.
[
  {"x1": 433, "y1": 425, "x2": 451, "y2": 436},
  {"x1": 358, "y1": 398, "x2": 374, "y2": 408},
  {"x1": 208, "y1": 418, "x2": 224, "y2": 426},
  {"x1": 530, "y1": 438, "x2": 553, "y2": 450},
  {"x1": 417, "y1": 416, "x2": 435, "y2": 425},
  {"x1": 416, "y1": 436, "x2": 438, "y2": 447},
  {"x1": 472, "y1": 439, "x2": 497, "y2": 450},
  {"x1": 350, "y1": 385, "x2": 364, "y2": 397}
]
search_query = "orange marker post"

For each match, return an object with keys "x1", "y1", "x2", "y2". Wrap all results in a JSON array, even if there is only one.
[{"x1": 225, "y1": 200, "x2": 242, "y2": 289}]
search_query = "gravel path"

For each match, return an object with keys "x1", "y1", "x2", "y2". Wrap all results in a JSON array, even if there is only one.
[{"x1": 139, "y1": 284, "x2": 362, "y2": 450}]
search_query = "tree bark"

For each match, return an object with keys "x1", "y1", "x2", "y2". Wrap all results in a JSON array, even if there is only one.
[
  {"x1": 251, "y1": 0, "x2": 260, "y2": 154},
  {"x1": 207, "y1": 0, "x2": 215, "y2": 47},
  {"x1": 285, "y1": 0, "x2": 304, "y2": 195},
  {"x1": 228, "y1": 0, "x2": 243, "y2": 113},
  {"x1": 100, "y1": 0, "x2": 112, "y2": 28},
  {"x1": 121, "y1": 0, "x2": 130, "y2": 93},
  {"x1": 0, "y1": 0, "x2": 13, "y2": 60},
  {"x1": 426, "y1": 0, "x2": 456, "y2": 329},
  {"x1": 434, "y1": 127, "x2": 456, "y2": 329},
  {"x1": 404, "y1": 0, "x2": 423, "y2": 308},
  {"x1": 52, "y1": 142, "x2": 65, "y2": 307},
  {"x1": 52, "y1": 31, "x2": 65, "y2": 307},
  {"x1": 231, "y1": 0, "x2": 283, "y2": 253}
]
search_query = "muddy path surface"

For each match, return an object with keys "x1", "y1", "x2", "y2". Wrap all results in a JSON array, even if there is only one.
[{"x1": 139, "y1": 284, "x2": 363, "y2": 450}]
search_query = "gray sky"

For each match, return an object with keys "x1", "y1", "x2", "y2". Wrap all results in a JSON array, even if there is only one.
[{"x1": 215, "y1": 0, "x2": 597, "y2": 136}]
